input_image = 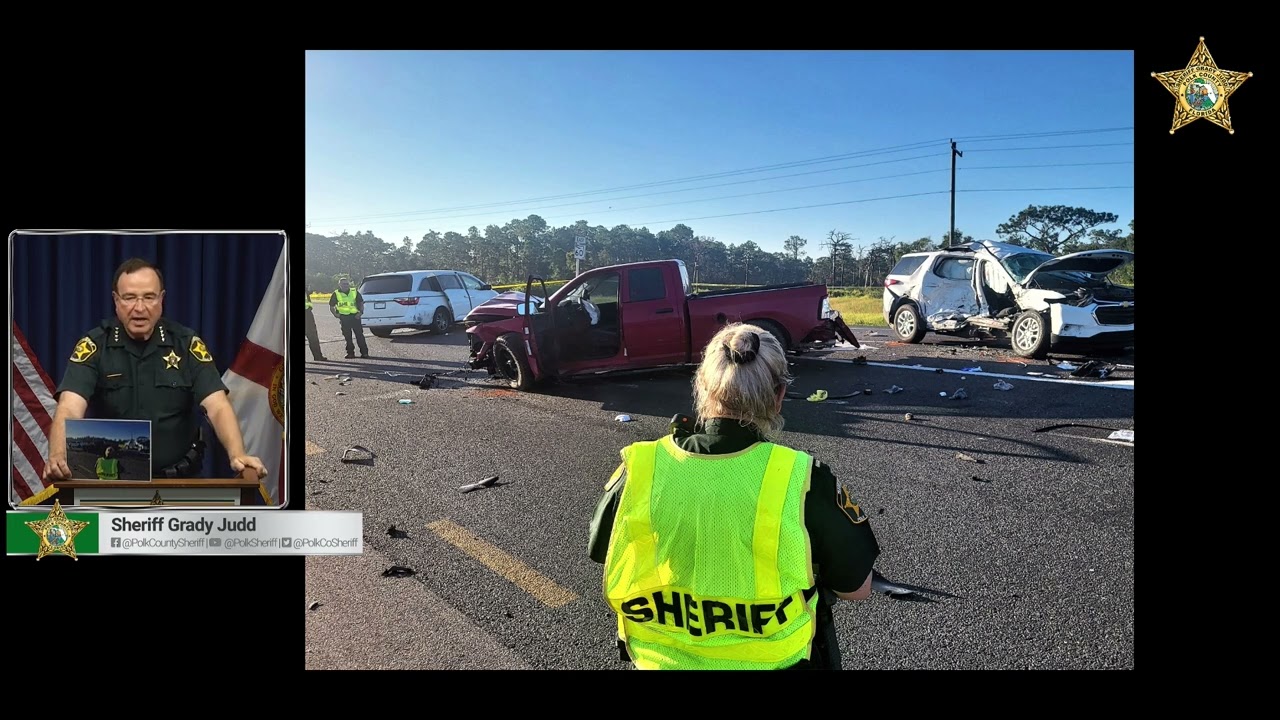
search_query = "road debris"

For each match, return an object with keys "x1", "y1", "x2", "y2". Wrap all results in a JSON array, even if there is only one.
[
  {"x1": 870, "y1": 569, "x2": 961, "y2": 602},
  {"x1": 308, "y1": 601, "x2": 322, "y2": 611},
  {"x1": 459, "y1": 475, "x2": 501, "y2": 493},
  {"x1": 615, "y1": 414, "x2": 634, "y2": 422},
  {"x1": 956, "y1": 453, "x2": 984, "y2": 464},
  {"x1": 387, "y1": 525, "x2": 410, "y2": 539},
  {"x1": 340, "y1": 445, "x2": 376, "y2": 464},
  {"x1": 382, "y1": 566, "x2": 417, "y2": 578},
  {"x1": 993, "y1": 380, "x2": 1013, "y2": 390}
]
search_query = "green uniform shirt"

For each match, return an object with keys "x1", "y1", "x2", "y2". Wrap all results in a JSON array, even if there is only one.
[
  {"x1": 589, "y1": 418, "x2": 880, "y2": 594},
  {"x1": 54, "y1": 317, "x2": 229, "y2": 474}
]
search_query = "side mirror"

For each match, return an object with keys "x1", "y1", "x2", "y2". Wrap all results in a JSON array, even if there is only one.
[
  {"x1": 516, "y1": 303, "x2": 528, "y2": 316},
  {"x1": 479, "y1": 284, "x2": 492, "y2": 291}
]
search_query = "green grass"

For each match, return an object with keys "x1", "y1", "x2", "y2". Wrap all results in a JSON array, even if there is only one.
[{"x1": 830, "y1": 295, "x2": 885, "y2": 328}]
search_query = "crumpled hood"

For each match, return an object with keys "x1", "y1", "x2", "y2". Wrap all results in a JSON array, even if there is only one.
[
  {"x1": 1023, "y1": 249, "x2": 1134, "y2": 286},
  {"x1": 463, "y1": 291, "x2": 544, "y2": 322}
]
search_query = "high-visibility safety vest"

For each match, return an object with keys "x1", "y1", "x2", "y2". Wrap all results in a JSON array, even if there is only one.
[
  {"x1": 602, "y1": 435, "x2": 818, "y2": 669},
  {"x1": 334, "y1": 288, "x2": 359, "y2": 315},
  {"x1": 96, "y1": 457, "x2": 119, "y2": 480}
]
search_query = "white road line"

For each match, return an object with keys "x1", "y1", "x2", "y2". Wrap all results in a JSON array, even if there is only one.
[{"x1": 810, "y1": 356, "x2": 1133, "y2": 391}]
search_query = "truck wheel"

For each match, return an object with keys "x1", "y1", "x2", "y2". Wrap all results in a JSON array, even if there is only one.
[
  {"x1": 893, "y1": 304, "x2": 926, "y2": 343},
  {"x1": 1011, "y1": 310, "x2": 1050, "y2": 359},
  {"x1": 369, "y1": 328, "x2": 393, "y2": 338},
  {"x1": 751, "y1": 320, "x2": 789, "y2": 353},
  {"x1": 494, "y1": 333, "x2": 535, "y2": 390}
]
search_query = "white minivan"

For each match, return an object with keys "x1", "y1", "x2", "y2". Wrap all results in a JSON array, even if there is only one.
[{"x1": 358, "y1": 270, "x2": 499, "y2": 337}]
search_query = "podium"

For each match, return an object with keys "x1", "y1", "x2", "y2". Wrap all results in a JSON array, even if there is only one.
[{"x1": 51, "y1": 469, "x2": 263, "y2": 507}]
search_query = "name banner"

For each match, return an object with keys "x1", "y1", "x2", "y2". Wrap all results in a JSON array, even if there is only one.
[{"x1": 7, "y1": 502, "x2": 362, "y2": 558}]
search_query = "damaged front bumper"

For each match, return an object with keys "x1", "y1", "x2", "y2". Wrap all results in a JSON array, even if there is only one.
[{"x1": 800, "y1": 314, "x2": 861, "y2": 350}]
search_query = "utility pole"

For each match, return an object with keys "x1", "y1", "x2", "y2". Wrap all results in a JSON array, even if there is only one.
[{"x1": 950, "y1": 139, "x2": 963, "y2": 248}]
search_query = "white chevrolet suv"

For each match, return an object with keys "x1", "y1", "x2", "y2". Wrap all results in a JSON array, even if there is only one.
[{"x1": 882, "y1": 240, "x2": 1133, "y2": 358}]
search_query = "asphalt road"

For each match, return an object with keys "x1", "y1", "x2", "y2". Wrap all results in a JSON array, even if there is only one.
[{"x1": 304, "y1": 311, "x2": 1134, "y2": 670}]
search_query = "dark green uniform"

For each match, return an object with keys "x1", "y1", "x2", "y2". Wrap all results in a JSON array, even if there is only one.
[
  {"x1": 589, "y1": 417, "x2": 880, "y2": 669},
  {"x1": 55, "y1": 316, "x2": 229, "y2": 476}
]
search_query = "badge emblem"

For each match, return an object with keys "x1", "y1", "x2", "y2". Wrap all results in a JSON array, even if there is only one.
[
  {"x1": 1152, "y1": 37, "x2": 1253, "y2": 134},
  {"x1": 24, "y1": 500, "x2": 91, "y2": 560},
  {"x1": 70, "y1": 336, "x2": 97, "y2": 363},
  {"x1": 163, "y1": 349, "x2": 182, "y2": 369},
  {"x1": 189, "y1": 336, "x2": 214, "y2": 363}
]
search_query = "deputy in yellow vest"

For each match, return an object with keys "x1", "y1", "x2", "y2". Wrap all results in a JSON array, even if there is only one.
[
  {"x1": 304, "y1": 284, "x2": 327, "y2": 361},
  {"x1": 96, "y1": 445, "x2": 120, "y2": 480},
  {"x1": 589, "y1": 322, "x2": 880, "y2": 670},
  {"x1": 328, "y1": 277, "x2": 369, "y2": 359}
]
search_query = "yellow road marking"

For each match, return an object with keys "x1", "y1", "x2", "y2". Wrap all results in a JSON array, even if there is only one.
[
  {"x1": 426, "y1": 518, "x2": 578, "y2": 608},
  {"x1": 305, "y1": 441, "x2": 326, "y2": 456}
]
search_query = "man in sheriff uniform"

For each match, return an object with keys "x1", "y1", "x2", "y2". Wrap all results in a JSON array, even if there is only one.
[{"x1": 42, "y1": 258, "x2": 268, "y2": 482}]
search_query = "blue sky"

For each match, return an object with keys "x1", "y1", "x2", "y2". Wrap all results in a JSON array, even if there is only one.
[{"x1": 306, "y1": 50, "x2": 1134, "y2": 255}]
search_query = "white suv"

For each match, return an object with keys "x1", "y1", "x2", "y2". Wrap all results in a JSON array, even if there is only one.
[
  {"x1": 359, "y1": 270, "x2": 499, "y2": 337},
  {"x1": 882, "y1": 240, "x2": 1133, "y2": 358}
]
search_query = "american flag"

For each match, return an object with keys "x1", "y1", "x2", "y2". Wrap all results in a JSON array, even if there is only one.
[{"x1": 12, "y1": 322, "x2": 58, "y2": 505}]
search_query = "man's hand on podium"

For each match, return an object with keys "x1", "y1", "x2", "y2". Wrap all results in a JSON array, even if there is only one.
[
  {"x1": 232, "y1": 455, "x2": 268, "y2": 478},
  {"x1": 43, "y1": 454, "x2": 72, "y2": 481}
]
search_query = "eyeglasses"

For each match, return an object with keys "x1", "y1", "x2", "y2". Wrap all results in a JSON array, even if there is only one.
[{"x1": 116, "y1": 293, "x2": 161, "y2": 307}]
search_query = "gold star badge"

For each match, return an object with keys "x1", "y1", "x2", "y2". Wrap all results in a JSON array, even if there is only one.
[
  {"x1": 163, "y1": 349, "x2": 182, "y2": 369},
  {"x1": 1152, "y1": 36, "x2": 1253, "y2": 134},
  {"x1": 25, "y1": 500, "x2": 91, "y2": 560}
]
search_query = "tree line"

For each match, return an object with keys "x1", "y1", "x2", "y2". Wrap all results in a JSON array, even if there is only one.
[{"x1": 305, "y1": 204, "x2": 1134, "y2": 292}]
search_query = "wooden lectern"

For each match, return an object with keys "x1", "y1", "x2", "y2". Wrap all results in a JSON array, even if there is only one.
[{"x1": 51, "y1": 468, "x2": 263, "y2": 507}]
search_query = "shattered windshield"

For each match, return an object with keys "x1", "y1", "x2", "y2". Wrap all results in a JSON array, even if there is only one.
[{"x1": 1001, "y1": 252, "x2": 1055, "y2": 284}]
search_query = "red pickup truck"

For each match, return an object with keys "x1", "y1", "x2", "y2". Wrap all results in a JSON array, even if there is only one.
[{"x1": 464, "y1": 259, "x2": 861, "y2": 390}]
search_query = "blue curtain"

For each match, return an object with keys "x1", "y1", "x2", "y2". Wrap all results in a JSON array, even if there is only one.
[{"x1": 12, "y1": 232, "x2": 286, "y2": 482}]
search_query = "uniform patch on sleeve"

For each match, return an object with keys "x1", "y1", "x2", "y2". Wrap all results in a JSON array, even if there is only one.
[
  {"x1": 837, "y1": 483, "x2": 868, "y2": 524},
  {"x1": 69, "y1": 336, "x2": 97, "y2": 363},
  {"x1": 189, "y1": 336, "x2": 214, "y2": 362}
]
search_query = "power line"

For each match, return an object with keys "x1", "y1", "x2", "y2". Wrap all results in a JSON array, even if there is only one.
[
  {"x1": 336, "y1": 152, "x2": 949, "y2": 227},
  {"x1": 965, "y1": 142, "x2": 1133, "y2": 152},
  {"x1": 308, "y1": 126, "x2": 1133, "y2": 223},
  {"x1": 307, "y1": 138, "x2": 952, "y2": 223},
  {"x1": 961, "y1": 161, "x2": 1134, "y2": 170},
  {"x1": 627, "y1": 186, "x2": 1133, "y2": 227}
]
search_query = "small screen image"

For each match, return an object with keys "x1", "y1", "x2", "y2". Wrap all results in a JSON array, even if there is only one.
[{"x1": 64, "y1": 419, "x2": 152, "y2": 481}]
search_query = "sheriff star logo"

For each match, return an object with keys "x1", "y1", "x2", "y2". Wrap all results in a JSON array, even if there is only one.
[
  {"x1": 70, "y1": 336, "x2": 97, "y2": 363},
  {"x1": 1152, "y1": 37, "x2": 1253, "y2": 134},
  {"x1": 25, "y1": 500, "x2": 90, "y2": 560},
  {"x1": 189, "y1": 336, "x2": 213, "y2": 363},
  {"x1": 163, "y1": 349, "x2": 182, "y2": 369}
]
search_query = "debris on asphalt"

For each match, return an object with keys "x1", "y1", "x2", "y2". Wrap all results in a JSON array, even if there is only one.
[
  {"x1": 862, "y1": 388, "x2": 872, "y2": 395},
  {"x1": 971, "y1": 475, "x2": 992, "y2": 484},
  {"x1": 308, "y1": 601, "x2": 322, "y2": 611},
  {"x1": 851, "y1": 356, "x2": 867, "y2": 365},
  {"x1": 1108, "y1": 429, "x2": 1134, "y2": 443},
  {"x1": 950, "y1": 388, "x2": 969, "y2": 400},
  {"x1": 398, "y1": 398, "x2": 414, "y2": 405},
  {"x1": 993, "y1": 380, "x2": 1014, "y2": 390},
  {"x1": 885, "y1": 385, "x2": 904, "y2": 394},
  {"x1": 956, "y1": 453, "x2": 984, "y2": 464},
  {"x1": 340, "y1": 445, "x2": 376, "y2": 463},
  {"x1": 387, "y1": 525, "x2": 410, "y2": 539},
  {"x1": 1069, "y1": 360, "x2": 1116, "y2": 378},
  {"x1": 1056, "y1": 361, "x2": 1080, "y2": 371},
  {"x1": 877, "y1": 508, "x2": 885, "y2": 515},
  {"x1": 904, "y1": 413, "x2": 914, "y2": 421},
  {"x1": 615, "y1": 414, "x2": 634, "y2": 422},
  {"x1": 336, "y1": 391, "x2": 347, "y2": 396},
  {"x1": 417, "y1": 374, "x2": 437, "y2": 389},
  {"x1": 807, "y1": 390, "x2": 829, "y2": 402},
  {"x1": 382, "y1": 566, "x2": 417, "y2": 578},
  {"x1": 459, "y1": 475, "x2": 501, "y2": 493},
  {"x1": 962, "y1": 366, "x2": 983, "y2": 373},
  {"x1": 870, "y1": 569, "x2": 960, "y2": 602},
  {"x1": 1026, "y1": 371, "x2": 1045, "y2": 376}
]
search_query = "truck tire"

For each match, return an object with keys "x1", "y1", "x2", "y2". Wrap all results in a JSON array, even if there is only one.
[
  {"x1": 494, "y1": 333, "x2": 535, "y2": 391},
  {"x1": 1011, "y1": 310, "x2": 1050, "y2": 359},
  {"x1": 751, "y1": 319, "x2": 790, "y2": 353},
  {"x1": 892, "y1": 304, "x2": 927, "y2": 343}
]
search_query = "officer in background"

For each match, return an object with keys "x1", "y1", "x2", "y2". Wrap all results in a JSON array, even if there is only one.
[
  {"x1": 329, "y1": 276, "x2": 369, "y2": 359},
  {"x1": 588, "y1": 322, "x2": 879, "y2": 670},
  {"x1": 42, "y1": 258, "x2": 268, "y2": 482},
  {"x1": 305, "y1": 283, "x2": 327, "y2": 361}
]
